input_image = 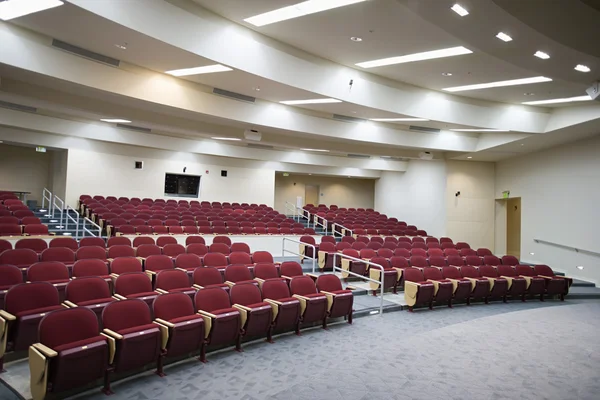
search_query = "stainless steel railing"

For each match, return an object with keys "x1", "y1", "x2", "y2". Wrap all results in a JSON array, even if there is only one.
[{"x1": 281, "y1": 237, "x2": 317, "y2": 274}]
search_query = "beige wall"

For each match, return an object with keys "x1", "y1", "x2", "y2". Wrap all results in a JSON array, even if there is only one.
[
  {"x1": 274, "y1": 174, "x2": 375, "y2": 214},
  {"x1": 0, "y1": 144, "x2": 50, "y2": 205},
  {"x1": 445, "y1": 160, "x2": 495, "y2": 251}
]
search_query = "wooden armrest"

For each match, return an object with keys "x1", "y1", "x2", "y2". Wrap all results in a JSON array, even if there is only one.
[
  {"x1": 254, "y1": 277, "x2": 265, "y2": 284},
  {"x1": 224, "y1": 281, "x2": 235, "y2": 287},
  {"x1": 281, "y1": 275, "x2": 292, "y2": 280},
  {"x1": 197, "y1": 310, "x2": 217, "y2": 318},
  {"x1": 107, "y1": 258, "x2": 114, "y2": 263},
  {"x1": 145, "y1": 270, "x2": 156, "y2": 276},
  {"x1": 292, "y1": 294, "x2": 310, "y2": 301},
  {"x1": 155, "y1": 288, "x2": 168, "y2": 294},
  {"x1": 0, "y1": 309, "x2": 16, "y2": 321},
  {"x1": 112, "y1": 294, "x2": 127, "y2": 300},
  {"x1": 102, "y1": 328, "x2": 123, "y2": 340},
  {"x1": 192, "y1": 284, "x2": 204, "y2": 290},
  {"x1": 264, "y1": 298, "x2": 282, "y2": 305},
  {"x1": 109, "y1": 273, "x2": 119, "y2": 279},
  {"x1": 154, "y1": 318, "x2": 175, "y2": 328},
  {"x1": 175, "y1": 268, "x2": 188, "y2": 273},
  {"x1": 63, "y1": 300, "x2": 78, "y2": 308},
  {"x1": 31, "y1": 343, "x2": 58, "y2": 358},
  {"x1": 100, "y1": 333, "x2": 116, "y2": 364},
  {"x1": 306, "y1": 273, "x2": 319, "y2": 279},
  {"x1": 319, "y1": 290, "x2": 335, "y2": 296},
  {"x1": 233, "y1": 304, "x2": 252, "y2": 311}
]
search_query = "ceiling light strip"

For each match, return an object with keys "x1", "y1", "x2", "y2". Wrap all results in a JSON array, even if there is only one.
[
  {"x1": 370, "y1": 118, "x2": 429, "y2": 122},
  {"x1": 166, "y1": 64, "x2": 233, "y2": 76},
  {"x1": 244, "y1": 0, "x2": 366, "y2": 27},
  {"x1": 443, "y1": 76, "x2": 552, "y2": 92},
  {"x1": 280, "y1": 98, "x2": 342, "y2": 105},
  {"x1": 0, "y1": 0, "x2": 63, "y2": 21},
  {"x1": 450, "y1": 129, "x2": 509, "y2": 132},
  {"x1": 356, "y1": 46, "x2": 472, "y2": 68},
  {"x1": 451, "y1": 4, "x2": 469, "y2": 16},
  {"x1": 522, "y1": 95, "x2": 592, "y2": 105}
]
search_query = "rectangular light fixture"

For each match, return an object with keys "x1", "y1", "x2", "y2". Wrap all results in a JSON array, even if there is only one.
[
  {"x1": 451, "y1": 4, "x2": 469, "y2": 16},
  {"x1": 0, "y1": 0, "x2": 63, "y2": 21},
  {"x1": 101, "y1": 119, "x2": 132, "y2": 123},
  {"x1": 356, "y1": 46, "x2": 472, "y2": 69},
  {"x1": 370, "y1": 118, "x2": 429, "y2": 122},
  {"x1": 450, "y1": 128, "x2": 509, "y2": 132},
  {"x1": 165, "y1": 64, "x2": 232, "y2": 77},
  {"x1": 522, "y1": 95, "x2": 592, "y2": 105},
  {"x1": 534, "y1": 51, "x2": 550, "y2": 60},
  {"x1": 301, "y1": 148, "x2": 329, "y2": 152},
  {"x1": 280, "y1": 98, "x2": 342, "y2": 105},
  {"x1": 212, "y1": 137, "x2": 241, "y2": 141},
  {"x1": 443, "y1": 76, "x2": 552, "y2": 92},
  {"x1": 574, "y1": 64, "x2": 591, "y2": 73},
  {"x1": 244, "y1": 0, "x2": 366, "y2": 27},
  {"x1": 496, "y1": 32, "x2": 513, "y2": 42}
]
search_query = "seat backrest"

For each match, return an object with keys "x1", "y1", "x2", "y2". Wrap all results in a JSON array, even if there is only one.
[
  {"x1": 456, "y1": 242, "x2": 470, "y2": 249},
  {"x1": 447, "y1": 255, "x2": 466, "y2": 267},
  {"x1": 254, "y1": 263, "x2": 279, "y2": 280},
  {"x1": 102, "y1": 299, "x2": 152, "y2": 332},
  {"x1": 0, "y1": 264, "x2": 23, "y2": 287},
  {"x1": 280, "y1": 261, "x2": 303, "y2": 277},
  {"x1": 163, "y1": 243, "x2": 186, "y2": 257},
  {"x1": 377, "y1": 248, "x2": 393, "y2": 258},
  {"x1": 66, "y1": 276, "x2": 111, "y2": 303},
  {"x1": 5, "y1": 282, "x2": 59, "y2": 315},
  {"x1": 175, "y1": 253, "x2": 202, "y2": 270},
  {"x1": 483, "y1": 255, "x2": 501, "y2": 266},
  {"x1": 15, "y1": 238, "x2": 48, "y2": 253},
  {"x1": 41, "y1": 247, "x2": 75, "y2": 263},
  {"x1": 396, "y1": 242, "x2": 411, "y2": 250},
  {"x1": 441, "y1": 266, "x2": 462, "y2": 280},
  {"x1": 423, "y1": 267, "x2": 444, "y2": 280},
  {"x1": 186, "y1": 236, "x2": 206, "y2": 246},
  {"x1": 209, "y1": 243, "x2": 230, "y2": 255},
  {"x1": 155, "y1": 236, "x2": 177, "y2": 247},
  {"x1": 71, "y1": 258, "x2": 109, "y2": 277},
  {"x1": 0, "y1": 216, "x2": 19, "y2": 225},
  {"x1": 261, "y1": 280, "x2": 291, "y2": 301},
  {"x1": 187, "y1": 243, "x2": 208, "y2": 256},
  {"x1": 156, "y1": 269, "x2": 190, "y2": 290},
  {"x1": 496, "y1": 264, "x2": 517, "y2": 277},
  {"x1": 229, "y1": 252, "x2": 252, "y2": 265},
  {"x1": 389, "y1": 256, "x2": 409, "y2": 269},
  {"x1": 403, "y1": 267, "x2": 425, "y2": 283},
  {"x1": 427, "y1": 248, "x2": 444, "y2": 257},
  {"x1": 460, "y1": 265, "x2": 480, "y2": 279},
  {"x1": 409, "y1": 255, "x2": 428, "y2": 268},
  {"x1": 212, "y1": 235, "x2": 231, "y2": 246},
  {"x1": 478, "y1": 265, "x2": 499, "y2": 278},
  {"x1": 428, "y1": 256, "x2": 447, "y2": 268},
  {"x1": 412, "y1": 242, "x2": 427, "y2": 250},
  {"x1": 145, "y1": 255, "x2": 174, "y2": 272},
  {"x1": 76, "y1": 246, "x2": 107, "y2": 261},
  {"x1": 203, "y1": 252, "x2": 228, "y2": 267},
  {"x1": 23, "y1": 224, "x2": 49, "y2": 236},
  {"x1": 230, "y1": 283, "x2": 262, "y2": 306},
  {"x1": 0, "y1": 248, "x2": 38, "y2": 266},
  {"x1": 48, "y1": 237, "x2": 78, "y2": 250},
  {"x1": 114, "y1": 272, "x2": 153, "y2": 296},
  {"x1": 107, "y1": 237, "x2": 132, "y2": 247},
  {"x1": 193, "y1": 266, "x2": 223, "y2": 286},
  {"x1": 194, "y1": 287, "x2": 231, "y2": 312},
  {"x1": 39, "y1": 307, "x2": 100, "y2": 349},
  {"x1": 501, "y1": 255, "x2": 519, "y2": 266},
  {"x1": 476, "y1": 248, "x2": 493, "y2": 257},
  {"x1": 360, "y1": 249, "x2": 377, "y2": 260},
  {"x1": 107, "y1": 245, "x2": 136, "y2": 259},
  {"x1": 289, "y1": 275, "x2": 317, "y2": 296},
  {"x1": 316, "y1": 274, "x2": 343, "y2": 292},
  {"x1": 356, "y1": 236, "x2": 369, "y2": 244},
  {"x1": 533, "y1": 264, "x2": 555, "y2": 277},
  {"x1": 459, "y1": 248, "x2": 477, "y2": 257},
  {"x1": 443, "y1": 248, "x2": 459, "y2": 257},
  {"x1": 224, "y1": 265, "x2": 252, "y2": 282},
  {"x1": 136, "y1": 244, "x2": 162, "y2": 258},
  {"x1": 351, "y1": 242, "x2": 367, "y2": 250},
  {"x1": 300, "y1": 236, "x2": 316, "y2": 246},
  {"x1": 79, "y1": 237, "x2": 106, "y2": 248},
  {"x1": 411, "y1": 248, "x2": 427, "y2": 257},
  {"x1": 515, "y1": 264, "x2": 535, "y2": 277},
  {"x1": 366, "y1": 242, "x2": 382, "y2": 250},
  {"x1": 230, "y1": 242, "x2": 251, "y2": 254},
  {"x1": 252, "y1": 251, "x2": 273, "y2": 263},
  {"x1": 320, "y1": 235, "x2": 336, "y2": 244},
  {"x1": 341, "y1": 236, "x2": 355, "y2": 244},
  {"x1": 109, "y1": 257, "x2": 142, "y2": 274},
  {"x1": 153, "y1": 292, "x2": 195, "y2": 321},
  {"x1": 132, "y1": 237, "x2": 155, "y2": 248},
  {"x1": 27, "y1": 261, "x2": 69, "y2": 282}
]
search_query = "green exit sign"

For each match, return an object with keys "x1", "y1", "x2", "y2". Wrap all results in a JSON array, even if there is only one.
[{"x1": 36, "y1": 146, "x2": 46, "y2": 153}]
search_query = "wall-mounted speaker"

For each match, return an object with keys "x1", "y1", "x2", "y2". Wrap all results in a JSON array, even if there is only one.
[
  {"x1": 221, "y1": 170, "x2": 228, "y2": 177},
  {"x1": 134, "y1": 161, "x2": 143, "y2": 169}
]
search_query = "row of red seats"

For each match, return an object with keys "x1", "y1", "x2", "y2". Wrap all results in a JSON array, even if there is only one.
[
  {"x1": 111, "y1": 225, "x2": 315, "y2": 236},
  {"x1": 80, "y1": 194, "x2": 272, "y2": 209},
  {"x1": 1, "y1": 267, "x2": 351, "y2": 398},
  {"x1": 0, "y1": 216, "x2": 41, "y2": 225},
  {"x1": 0, "y1": 209, "x2": 35, "y2": 218},
  {"x1": 106, "y1": 218, "x2": 303, "y2": 227},
  {"x1": 0, "y1": 224, "x2": 50, "y2": 237}
]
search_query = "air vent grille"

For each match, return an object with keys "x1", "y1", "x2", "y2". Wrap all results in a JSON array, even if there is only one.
[
  {"x1": 51, "y1": 39, "x2": 120, "y2": 67},
  {"x1": 0, "y1": 100, "x2": 37, "y2": 113},
  {"x1": 247, "y1": 143, "x2": 273, "y2": 150},
  {"x1": 213, "y1": 88, "x2": 256, "y2": 103},
  {"x1": 409, "y1": 125, "x2": 440, "y2": 133},
  {"x1": 116, "y1": 124, "x2": 152, "y2": 133},
  {"x1": 347, "y1": 154, "x2": 371, "y2": 159},
  {"x1": 333, "y1": 114, "x2": 367, "y2": 123}
]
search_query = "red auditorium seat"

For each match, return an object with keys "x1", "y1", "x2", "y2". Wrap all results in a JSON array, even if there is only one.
[
  {"x1": 155, "y1": 269, "x2": 196, "y2": 298},
  {"x1": 422, "y1": 267, "x2": 454, "y2": 308},
  {"x1": 27, "y1": 261, "x2": 70, "y2": 300},
  {"x1": 496, "y1": 265, "x2": 528, "y2": 301},
  {"x1": 0, "y1": 248, "x2": 38, "y2": 269},
  {"x1": 41, "y1": 247, "x2": 75, "y2": 268},
  {"x1": 429, "y1": 256, "x2": 447, "y2": 268},
  {"x1": 377, "y1": 248, "x2": 394, "y2": 258},
  {"x1": 460, "y1": 266, "x2": 491, "y2": 303},
  {"x1": 225, "y1": 265, "x2": 256, "y2": 287},
  {"x1": 321, "y1": 235, "x2": 336, "y2": 244},
  {"x1": 412, "y1": 242, "x2": 427, "y2": 250},
  {"x1": 465, "y1": 255, "x2": 483, "y2": 266},
  {"x1": 195, "y1": 288, "x2": 242, "y2": 354},
  {"x1": 402, "y1": 267, "x2": 435, "y2": 312},
  {"x1": 213, "y1": 236, "x2": 232, "y2": 246},
  {"x1": 280, "y1": 261, "x2": 304, "y2": 279},
  {"x1": 230, "y1": 283, "x2": 273, "y2": 342},
  {"x1": 133, "y1": 236, "x2": 155, "y2": 247},
  {"x1": 109, "y1": 257, "x2": 143, "y2": 276},
  {"x1": 393, "y1": 248, "x2": 411, "y2": 258},
  {"x1": 477, "y1": 248, "x2": 493, "y2": 257},
  {"x1": 153, "y1": 226, "x2": 169, "y2": 234},
  {"x1": 203, "y1": 252, "x2": 228, "y2": 273},
  {"x1": 192, "y1": 267, "x2": 228, "y2": 291},
  {"x1": 185, "y1": 236, "x2": 205, "y2": 245},
  {"x1": 368, "y1": 256, "x2": 398, "y2": 295},
  {"x1": 102, "y1": 299, "x2": 163, "y2": 381},
  {"x1": 253, "y1": 263, "x2": 284, "y2": 286},
  {"x1": 229, "y1": 252, "x2": 253, "y2": 267},
  {"x1": 0, "y1": 239, "x2": 12, "y2": 252},
  {"x1": 14, "y1": 210, "x2": 35, "y2": 219},
  {"x1": 0, "y1": 216, "x2": 19, "y2": 225},
  {"x1": 162, "y1": 243, "x2": 186, "y2": 258},
  {"x1": 0, "y1": 224, "x2": 22, "y2": 236},
  {"x1": 290, "y1": 276, "x2": 328, "y2": 328},
  {"x1": 156, "y1": 236, "x2": 177, "y2": 247},
  {"x1": 478, "y1": 265, "x2": 509, "y2": 302},
  {"x1": 145, "y1": 254, "x2": 174, "y2": 280},
  {"x1": 411, "y1": 248, "x2": 427, "y2": 258},
  {"x1": 427, "y1": 248, "x2": 444, "y2": 257},
  {"x1": 28, "y1": 307, "x2": 109, "y2": 399},
  {"x1": 483, "y1": 255, "x2": 501, "y2": 266},
  {"x1": 459, "y1": 248, "x2": 477, "y2": 257},
  {"x1": 261, "y1": 280, "x2": 300, "y2": 335},
  {"x1": 0, "y1": 282, "x2": 62, "y2": 368},
  {"x1": 252, "y1": 251, "x2": 275, "y2": 264},
  {"x1": 533, "y1": 265, "x2": 572, "y2": 300},
  {"x1": 209, "y1": 243, "x2": 230, "y2": 255},
  {"x1": 515, "y1": 265, "x2": 547, "y2": 301},
  {"x1": 501, "y1": 255, "x2": 519, "y2": 266},
  {"x1": 107, "y1": 245, "x2": 135, "y2": 260},
  {"x1": 230, "y1": 242, "x2": 251, "y2": 254},
  {"x1": 409, "y1": 255, "x2": 428, "y2": 268},
  {"x1": 136, "y1": 244, "x2": 162, "y2": 259},
  {"x1": 441, "y1": 266, "x2": 472, "y2": 304},
  {"x1": 76, "y1": 246, "x2": 107, "y2": 262},
  {"x1": 174, "y1": 253, "x2": 202, "y2": 274},
  {"x1": 64, "y1": 277, "x2": 114, "y2": 319},
  {"x1": 80, "y1": 237, "x2": 106, "y2": 248},
  {"x1": 187, "y1": 243, "x2": 208, "y2": 257},
  {"x1": 396, "y1": 242, "x2": 411, "y2": 250},
  {"x1": 340, "y1": 248, "x2": 367, "y2": 279},
  {"x1": 316, "y1": 275, "x2": 353, "y2": 324},
  {"x1": 113, "y1": 272, "x2": 159, "y2": 307},
  {"x1": 153, "y1": 292, "x2": 206, "y2": 362},
  {"x1": 456, "y1": 242, "x2": 470, "y2": 249},
  {"x1": 0, "y1": 264, "x2": 23, "y2": 309},
  {"x1": 107, "y1": 237, "x2": 132, "y2": 247}
]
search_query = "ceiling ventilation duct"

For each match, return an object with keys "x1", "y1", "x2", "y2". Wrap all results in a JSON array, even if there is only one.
[
  {"x1": 213, "y1": 88, "x2": 256, "y2": 103},
  {"x1": 410, "y1": 125, "x2": 440, "y2": 133},
  {"x1": 52, "y1": 39, "x2": 120, "y2": 67}
]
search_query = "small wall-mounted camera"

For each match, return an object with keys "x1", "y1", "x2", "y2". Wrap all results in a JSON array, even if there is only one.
[{"x1": 455, "y1": 191, "x2": 461, "y2": 197}]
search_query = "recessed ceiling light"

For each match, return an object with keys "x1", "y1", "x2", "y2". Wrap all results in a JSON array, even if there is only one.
[
  {"x1": 534, "y1": 51, "x2": 550, "y2": 60},
  {"x1": 529, "y1": 252, "x2": 535, "y2": 255},
  {"x1": 370, "y1": 118, "x2": 429, "y2": 122},
  {"x1": 574, "y1": 64, "x2": 591, "y2": 73},
  {"x1": 212, "y1": 137, "x2": 241, "y2": 141},
  {"x1": 114, "y1": 43, "x2": 127, "y2": 50},
  {"x1": 496, "y1": 32, "x2": 513, "y2": 42},
  {"x1": 0, "y1": 141, "x2": 3, "y2": 144},
  {"x1": 244, "y1": 0, "x2": 366, "y2": 26},
  {"x1": 280, "y1": 98, "x2": 342, "y2": 105},
  {"x1": 356, "y1": 46, "x2": 472, "y2": 68},
  {"x1": 467, "y1": 156, "x2": 472, "y2": 159},
  {"x1": 254, "y1": 87, "x2": 261, "y2": 91},
  {"x1": 451, "y1": 4, "x2": 469, "y2": 16},
  {"x1": 576, "y1": 265, "x2": 584, "y2": 270},
  {"x1": 524, "y1": 92, "x2": 535, "y2": 96},
  {"x1": 450, "y1": 128, "x2": 509, "y2": 132},
  {"x1": 350, "y1": 36, "x2": 362, "y2": 42},
  {"x1": 521, "y1": 144, "x2": 524, "y2": 146},
  {"x1": 522, "y1": 95, "x2": 592, "y2": 105},
  {"x1": 0, "y1": 0, "x2": 63, "y2": 21},
  {"x1": 165, "y1": 64, "x2": 232, "y2": 76},
  {"x1": 442, "y1": 72, "x2": 453, "y2": 76},
  {"x1": 301, "y1": 148, "x2": 330, "y2": 152},
  {"x1": 347, "y1": 176, "x2": 352, "y2": 178},
  {"x1": 443, "y1": 76, "x2": 551, "y2": 92},
  {"x1": 101, "y1": 119, "x2": 131, "y2": 123},
  {"x1": 308, "y1": 173, "x2": 312, "y2": 175}
]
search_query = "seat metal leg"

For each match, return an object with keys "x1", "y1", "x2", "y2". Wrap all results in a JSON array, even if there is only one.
[
  {"x1": 102, "y1": 367, "x2": 114, "y2": 396},
  {"x1": 155, "y1": 350, "x2": 166, "y2": 377},
  {"x1": 322, "y1": 317, "x2": 328, "y2": 330},
  {"x1": 347, "y1": 310, "x2": 353, "y2": 324},
  {"x1": 198, "y1": 341, "x2": 207, "y2": 363},
  {"x1": 235, "y1": 334, "x2": 243, "y2": 352},
  {"x1": 540, "y1": 293, "x2": 545, "y2": 302}
]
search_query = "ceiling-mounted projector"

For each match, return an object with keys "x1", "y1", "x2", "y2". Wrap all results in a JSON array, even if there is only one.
[
  {"x1": 418, "y1": 151, "x2": 433, "y2": 160},
  {"x1": 244, "y1": 129, "x2": 262, "y2": 141}
]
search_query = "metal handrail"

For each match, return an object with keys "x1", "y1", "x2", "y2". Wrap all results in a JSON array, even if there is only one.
[
  {"x1": 65, "y1": 205, "x2": 80, "y2": 238},
  {"x1": 332, "y1": 222, "x2": 353, "y2": 238},
  {"x1": 332, "y1": 252, "x2": 385, "y2": 315},
  {"x1": 285, "y1": 201, "x2": 299, "y2": 222},
  {"x1": 52, "y1": 195, "x2": 65, "y2": 229},
  {"x1": 534, "y1": 239, "x2": 600, "y2": 258},
  {"x1": 41, "y1": 188, "x2": 52, "y2": 213},
  {"x1": 281, "y1": 237, "x2": 317, "y2": 274},
  {"x1": 314, "y1": 215, "x2": 328, "y2": 235},
  {"x1": 83, "y1": 217, "x2": 101, "y2": 237}
]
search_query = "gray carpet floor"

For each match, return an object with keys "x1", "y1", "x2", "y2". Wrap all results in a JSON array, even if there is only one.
[{"x1": 2, "y1": 300, "x2": 599, "y2": 400}]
